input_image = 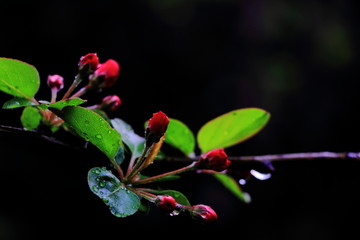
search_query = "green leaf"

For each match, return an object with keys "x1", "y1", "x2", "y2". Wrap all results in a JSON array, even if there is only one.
[
  {"x1": 50, "y1": 106, "x2": 121, "y2": 160},
  {"x1": 164, "y1": 118, "x2": 196, "y2": 156},
  {"x1": 37, "y1": 98, "x2": 86, "y2": 110},
  {"x1": 197, "y1": 108, "x2": 270, "y2": 153},
  {"x1": 20, "y1": 106, "x2": 42, "y2": 130},
  {"x1": 213, "y1": 173, "x2": 251, "y2": 203},
  {"x1": 0, "y1": 58, "x2": 40, "y2": 99},
  {"x1": 88, "y1": 167, "x2": 140, "y2": 217},
  {"x1": 2, "y1": 97, "x2": 34, "y2": 109},
  {"x1": 111, "y1": 118, "x2": 145, "y2": 159}
]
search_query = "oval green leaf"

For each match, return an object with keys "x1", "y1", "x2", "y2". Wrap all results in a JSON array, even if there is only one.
[
  {"x1": 50, "y1": 106, "x2": 121, "y2": 160},
  {"x1": 20, "y1": 106, "x2": 42, "y2": 130},
  {"x1": 0, "y1": 58, "x2": 40, "y2": 99},
  {"x1": 213, "y1": 173, "x2": 251, "y2": 203},
  {"x1": 2, "y1": 97, "x2": 34, "y2": 109},
  {"x1": 164, "y1": 118, "x2": 195, "y2": 156},
  {"x1": 88, "y1": 167, "x2": 140, "y2": 217},
  {"x1": 197, "y1": 108, "x2": 270, "y2": 153}
]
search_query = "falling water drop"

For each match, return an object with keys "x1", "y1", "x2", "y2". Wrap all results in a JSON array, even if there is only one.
[{"x1": 250, "y1": 169, "x2": 272, "y2": 180}]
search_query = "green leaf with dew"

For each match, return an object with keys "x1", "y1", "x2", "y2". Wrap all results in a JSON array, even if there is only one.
[
  {"x1": 88, "y1": 167, "x2": 140, "y2": 217},
  {"x1": 2, "y1": 97, "x2": 34, "y2": 109},
  {"x1": 50, "y1": 106, "x2": 121, "y2": 160}
]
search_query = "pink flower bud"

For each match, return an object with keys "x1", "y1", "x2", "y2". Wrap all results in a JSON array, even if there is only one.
[
  {"x1": 198, "y1": 148, "x2": 231, "y2": 171},
  {"x1": 79, "y1": 53, "x2": 99, "y2": 73},
  {"x1": 89, "y1": 59, "x2": 120, "y2": 88},
  {"x1": 190, "y1": 204, "x2": 217, "y2": 223},
  {"x1": 155, "y1": 195, "x2": 177, "y2": 213},
  {"x1": 47, "y1": 74, "x2": 64, "y2": 91},
  {"x1": 101, "y1": 95, "x2": 122, "y2": 111}
]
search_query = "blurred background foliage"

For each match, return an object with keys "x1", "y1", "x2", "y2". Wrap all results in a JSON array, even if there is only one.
[{"x1": 0, "y1": 0, "x2": 359, "y2": 239}]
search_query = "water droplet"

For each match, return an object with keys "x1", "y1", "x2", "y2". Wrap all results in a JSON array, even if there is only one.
[
  {"x1": 84, "y1": 120, "x2": 90, "y2": 125},
  {"x1": 102, "y1": 198, "x2": 109, "y2": 204},
  {"x1": 239, "y1": 179, "x2": 247, "y2": 185},
  {"x1": 95, "y1": 134, "x2": 103, "y2": 139},
  {"x1": 91, "y1": 168, "x2": 101, "y2": 174},
  {"x1": 99, "y1": 181, "x2": 106, "y2": 187},
  {"x1": 107, "y1": 130, "x2": 112, "y2": 134},
  {"x1": 250, "y1": 169, "x2": 272, "y2": 180},
  {"x1": 170, "y1": 210, "x2": 180, "y2": 216},
  {"x1": 92, "y1": 185, "x2": 99, "y2": 193}
]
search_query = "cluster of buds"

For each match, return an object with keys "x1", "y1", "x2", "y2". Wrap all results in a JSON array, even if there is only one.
[{"x1": 44, "y1": 53, "x2": 122, "y2": 125}]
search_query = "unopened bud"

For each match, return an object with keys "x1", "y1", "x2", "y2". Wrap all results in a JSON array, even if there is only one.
[
  {"x1": 89, "y1": 59, "x2": 120, "y2": 89},
  {"x1": 145, "y1": 111, "x2": 170, "y2": 145},
  {"x1": 190, "y1": 204, "x2": 217, "y2": 223},
  {"x1": 100, "y1": 95, "x2": 122, "y2": 111},
  {"x1": 155, "y1": 195, "x2": 177, "y2": 213},
  {"x1": 79, "y1": 53, "x2": 99, "y2": 74},
  {"x1": 47, "y1": 74, "x2": 64, "y2": 91},
  {"x1": 197, "y1": 148, "x2": 231, "y2": 171}
]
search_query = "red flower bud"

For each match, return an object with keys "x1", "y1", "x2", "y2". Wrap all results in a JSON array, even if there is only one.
[
  {"x1": 145, "y1": 111, "x2": 170, "y2": 145},
  {"x1": 190, "y1": 204, "x2": 217, "y2": 223},
  {"x1": 155, "y1": 195, "x2": 177, "y2": 213},
  {"x1": 47, "y1": 74, "x2": 64, "y2": 91},
  {"x1": 198, "y1": 148, "x2": 231, "y2": 171},
  {"x1": 89, "y1": 59, "x2": 120, "y2": 88},
  {"x1": 101, "y1": 95, "x2": 122, "y2": 111},
  {"x1": 79, "y1": 53, "x2": 99, "y2": 73}
]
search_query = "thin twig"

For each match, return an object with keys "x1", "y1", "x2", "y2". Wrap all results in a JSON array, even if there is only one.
[{"x1": 2, "y1": 124, "x2": 360, "y2": 163}]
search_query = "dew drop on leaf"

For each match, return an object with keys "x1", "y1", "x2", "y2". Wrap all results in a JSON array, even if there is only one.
[
  {"x1": 95, "y1": 134, "x2": 103, "y2": 139},
  {"x1": 92, "y1": 185, "x2": 99, "y2": 193}
]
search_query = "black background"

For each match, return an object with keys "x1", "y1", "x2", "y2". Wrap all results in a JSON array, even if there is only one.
[{"x1": 1, "y1": 0, "x2": 360, "y2": 239}]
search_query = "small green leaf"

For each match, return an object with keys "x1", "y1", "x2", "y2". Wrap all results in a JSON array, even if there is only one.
[
  {"x1": 0, "y1": 58, "x2": 40, "y2": 99},
  {"x1": 111, "y1": 118, "x2": 145, "y2": 159},
  {"x1": 213, "y1": 173, "x2": 251, "y2": 203},
  {"x1": 164, "y1": 118, "x2": 196, "y2": 156},
  {"x1": 197, "y1": 108, "x2": 270, "y2": 153},
  {"x1": 48, "y1": 98, "x2": 86, "y2": 110},
  {"x1": 20, "y1": 106, "x2": 42, "y2": 130},
  {"x1": 50, "y1": 106, "x2": 121, "y2": 160},
  {"x1": 88, "y1": 167, "x2": 140, "y2": 217},
  {"x1": 2, "y1": 97, "x2": 34, "y2": 109}
]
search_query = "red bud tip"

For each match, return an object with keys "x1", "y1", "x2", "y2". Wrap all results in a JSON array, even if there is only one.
[
  {"x1": 101, "y1": 95, "x2": 122, "y2": 111},
  {"x1": 198, "y1": 148, "x2": 231, "y2": 171},
  {"x1": 190, "y1": 204, "x2": 217, "y2": 223},
  {"x1": 155, "y1": 195, "x2": 177, "y2": 213},
  {"x1": 79, "y1": 53, "x2": 99, "y2": 73},
  {"x1": 90, "y1": 59, "x2": 120, "y2": 88},
  {"x1": 147, "y1": 111, "x2": 170, "y2": 137},
  {"x1": 47, "y1": 74, "x2": 64, "y2": 91}
]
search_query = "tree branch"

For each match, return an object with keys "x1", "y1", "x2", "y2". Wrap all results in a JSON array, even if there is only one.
[
  {"x1": 163, "y1": 152, "x2": 360, "y2": 164},
  {"x1": 2, "y1": 124, "x2": 360, "y2": 164}
]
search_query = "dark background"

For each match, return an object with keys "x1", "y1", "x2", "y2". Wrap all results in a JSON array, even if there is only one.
[{"x1": 1, "y1": 0, "x2": 360, "y2": 239}]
